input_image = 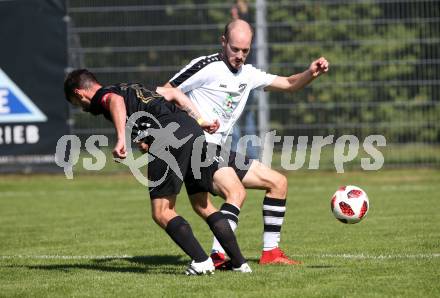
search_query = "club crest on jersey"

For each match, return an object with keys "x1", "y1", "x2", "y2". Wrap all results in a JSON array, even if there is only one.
[
  {"x1": 222, "y1": 94, "x2": 235, "y2": 114},
  {"x1": 238, "y1": 83, "x2": 247, "y2": 93}
]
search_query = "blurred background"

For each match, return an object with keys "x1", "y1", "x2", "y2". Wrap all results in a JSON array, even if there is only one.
[
  {"x1": 1, "y1": 0, "x2": 439, "y2": 172},
  {"x1": 1, "y1": 3, "x2": 438, "y2": 295},
  {"x1": 67, "y1": 0, "x2": 440, "y2": 169}
]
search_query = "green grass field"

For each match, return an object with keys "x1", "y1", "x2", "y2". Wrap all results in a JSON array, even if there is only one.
[{"x1": 1, "y1": 169, "x2": 439, "y2": 297}]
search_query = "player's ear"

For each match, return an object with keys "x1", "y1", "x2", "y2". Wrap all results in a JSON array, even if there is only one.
[
  {"x1": 221, "y1": 35, "x2": 227, "y2": 47},
  {"x1": 74, "y1": 89, "x2": 82, "y2": 98}
]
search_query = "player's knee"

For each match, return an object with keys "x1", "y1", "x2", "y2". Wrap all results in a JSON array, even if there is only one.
[
  {"x1": 191, "y1": 204, "x2": 204, "y2": 218},
  {"x1": 151, "y1": 211, "x2": 161, "y2": 226},
  {"x1": 151, "y1": 210, "x2": 167, "y2": 229},
  {"x1": 224, "y1": 185, "x2": 247, "y2": 207},
  {"x1": 237, "y1": 186, "x2": 247, "y2": 202},
  {"x1": 267, "y1": 172, "x2": 288, "y2": 198},
  {"x1": 279, "y1": 174, "x2": 288, "y2": 193}
]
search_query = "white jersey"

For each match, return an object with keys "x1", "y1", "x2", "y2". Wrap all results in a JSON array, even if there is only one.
[{"x1": 170, "y1": 53, "x2": 276, "y2": 145}]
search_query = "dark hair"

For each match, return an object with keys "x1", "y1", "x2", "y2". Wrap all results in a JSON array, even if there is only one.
[
  {"x1": 64, "y1": 69, "x2": 98, "y2": 102},
  {"x1": 223, "y1": 19, "x2": 254, "y2": 41}
]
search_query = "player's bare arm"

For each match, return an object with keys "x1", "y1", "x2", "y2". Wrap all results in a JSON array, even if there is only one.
[
  {"x1": 156, "y1": 86, "x2": 220, "y2": 134},
  {"x1": 137, "y1": 86, "x2": 220, "y2": 154},
  {"x1": 107, "y1": 93, "x2": 127, "y2": 159},
  {"x1": 265, "y1": 57, "x2": 329, "y2": 93}
]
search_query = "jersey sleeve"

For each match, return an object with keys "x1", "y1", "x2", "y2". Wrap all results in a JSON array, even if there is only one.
[
  {"x1": 248, "y1": 65, "x2": 277, "y2": 90},
  {"x1": 89, "y1": 90, "x2": 117, "y2": 118},
  {"x1": 100, "y1": 93, "x2": 112, "y2": 110},
  {"x1": 169, "y1": 56, "x2": 209, "y2": 93}
]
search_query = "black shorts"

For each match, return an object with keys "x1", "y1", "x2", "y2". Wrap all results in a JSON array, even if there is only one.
[
  {"x1": 184, "y1": 142, "x2": 253, "y2": 196},
  {"x1": 147, "y1": 114, "x2": 217, "y2": 199},
  {"x1": 226, "y1": 148, "x2": 252, "y2": 180}
]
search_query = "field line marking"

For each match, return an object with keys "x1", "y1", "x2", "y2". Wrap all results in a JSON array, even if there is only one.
[
  {"x1": 0, "y1": 255, "x2": 133, "y2": 260},
  {"x1": 290, "y1": 253, "x2": 440, "y2": 259},
  {"x1": 1, "y1": 253, "x2": 439, "y2": 260}
]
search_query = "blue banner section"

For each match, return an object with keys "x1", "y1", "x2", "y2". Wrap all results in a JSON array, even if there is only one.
[
  {"x1": 4, "y1": 92, "x2": 28, "y2": 114},
  {"x1": 0, "y1": 0, "x2": 68, "y2": 172},
  {"x1": 1, "y1": 89, "x2": 29, "y2": 114}
]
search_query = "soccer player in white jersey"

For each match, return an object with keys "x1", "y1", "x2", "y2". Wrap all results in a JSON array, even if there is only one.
[{"x1": 163, "y1": 19, "x2": 329, "y2": 267}]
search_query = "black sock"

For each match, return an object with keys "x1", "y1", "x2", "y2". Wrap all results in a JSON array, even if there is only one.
[
  {"x1": 165, "y1": 216, "x2": 208, "y2": 262},
  {"x1": 220, "y1": 202, "x2": 240, "y2": 229},
  {"x1": 206, "y1": 211, "x2": 246, "y2": 268}
]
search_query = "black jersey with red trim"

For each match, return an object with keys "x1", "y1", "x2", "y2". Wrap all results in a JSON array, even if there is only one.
[
  {"x1": 89, "y1": 83, "x2": 182, "y2": 120},
  {"x1": 88, "y1": 83, "x2": 190, "y2": 144}
]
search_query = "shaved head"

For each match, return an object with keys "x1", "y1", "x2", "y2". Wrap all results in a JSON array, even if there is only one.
[
  {"x1": 221, "y1": 19, "x2": 254, "y2": 70},
  {"x1": 223, "y1": 19, "x2": 254, "y2": 41}
]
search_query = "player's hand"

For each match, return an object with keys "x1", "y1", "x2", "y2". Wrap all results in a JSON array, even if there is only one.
[
  {"x1": 137, "y1": 141, "x2": 150, "y2": 154},
  {"x1": 309, "y1": 57, "x2": 329, "y2": 78},
  {"x1": 112, "y1": 138, "x2": 127, "y2": 159},
  {"x1": 201, "y1": 119, "x2": 220, "y2": 134}
]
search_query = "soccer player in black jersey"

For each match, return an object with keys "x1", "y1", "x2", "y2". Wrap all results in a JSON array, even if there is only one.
[{"x1": 63, "y1": 69, "x2": 251, "y2": 274}]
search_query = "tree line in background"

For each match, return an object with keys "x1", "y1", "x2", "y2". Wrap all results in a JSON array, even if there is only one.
[{"x1": 68, "y1": 0, "x2": 440, "y2": 144}]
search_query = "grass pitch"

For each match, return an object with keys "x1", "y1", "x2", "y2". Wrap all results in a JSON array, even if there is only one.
[{"x1": 0, "y1": 168, "x2": 439, "y2": 297}]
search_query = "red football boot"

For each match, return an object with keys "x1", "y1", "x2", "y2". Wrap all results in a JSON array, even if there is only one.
[
  {"x1": 259, "y1": 247, "x2": 302, "y2": 265},
  {"x1": 210, "y1": 252, "x2": 227, "y2": 269}
]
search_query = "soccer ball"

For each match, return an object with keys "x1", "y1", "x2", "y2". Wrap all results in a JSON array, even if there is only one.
[{"x1": 331, "y1": 185, "x2": 369, "y2": 224}]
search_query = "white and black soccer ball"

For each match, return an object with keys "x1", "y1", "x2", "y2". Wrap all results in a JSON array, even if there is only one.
[{"x1": 331, "y1": 185, "x2": 369, "y2": 224}]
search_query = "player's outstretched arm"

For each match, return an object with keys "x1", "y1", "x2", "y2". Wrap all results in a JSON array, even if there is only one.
[
  {"x1": 265, "y1": 57, "x2": 329, "y2": 93},
  {"x1": 108, "y1": 94, "x2": 127, "y2": 159},
  {"x1": 156, "y1": 86, "x2": 220, "y2": 134}
]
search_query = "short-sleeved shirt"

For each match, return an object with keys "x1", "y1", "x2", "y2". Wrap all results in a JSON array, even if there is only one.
[
  {"x1": 169, "y1": 53, "x2": 276, "y2": 145},
  {"x1": 89, "y1": 83, "x2": 186, "y2": 143}
]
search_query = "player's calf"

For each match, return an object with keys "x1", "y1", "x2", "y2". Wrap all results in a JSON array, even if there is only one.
[{"x1": 206, "y1": 211, "x2": 247, "y2": 269}]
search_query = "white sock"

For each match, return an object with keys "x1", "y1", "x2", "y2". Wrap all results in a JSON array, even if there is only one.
[{"x1": 262, "y1": 197, "x2": 286, "y2": 251}]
